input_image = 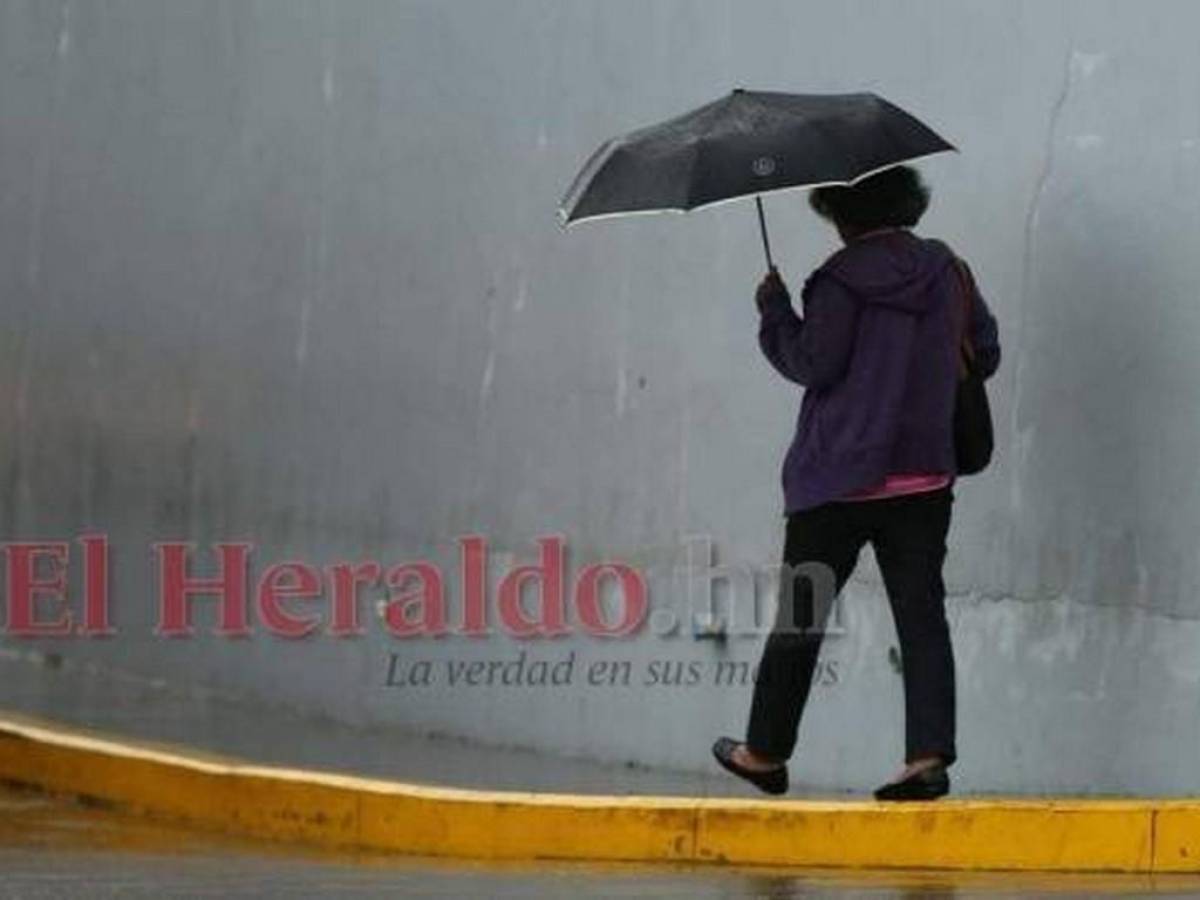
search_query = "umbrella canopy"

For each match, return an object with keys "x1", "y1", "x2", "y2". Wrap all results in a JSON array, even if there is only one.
[{"x1": 558, "y1": 89, "x2": 955, "y2": 265}]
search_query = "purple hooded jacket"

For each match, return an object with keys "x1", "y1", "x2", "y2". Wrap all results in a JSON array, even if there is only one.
[{"x1": 758, "y1": 230, "x2": 1001, "y2": 514}]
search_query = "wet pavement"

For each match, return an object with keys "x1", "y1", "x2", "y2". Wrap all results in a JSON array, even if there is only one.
[{"x1": 5, "y1": 785, "x2": 1200, "y2": 898}]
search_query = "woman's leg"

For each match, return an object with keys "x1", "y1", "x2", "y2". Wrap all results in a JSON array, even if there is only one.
[
  {"x1": 871, "y1": 488, "x2": 957, "y2": 768},
  {"x1": 745, "y1": 503, "x2": 866, "y2": 761}
]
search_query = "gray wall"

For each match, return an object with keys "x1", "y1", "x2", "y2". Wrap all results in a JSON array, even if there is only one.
[{"x1": 3, "y1": 0, "x2": 1200, "y2": 794}]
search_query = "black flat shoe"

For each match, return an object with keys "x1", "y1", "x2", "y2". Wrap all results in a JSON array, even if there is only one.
[
  {"x1": 873, "y1": 763, "x2": 950, "y2": 801},
  {"x1": 711, "y1": 737, "x2": 788, "y2": 796}
]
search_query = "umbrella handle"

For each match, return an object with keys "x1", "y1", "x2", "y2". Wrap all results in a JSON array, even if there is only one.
[{"x1": 755, "y1": 195, "x2": 774, "y2": 271}]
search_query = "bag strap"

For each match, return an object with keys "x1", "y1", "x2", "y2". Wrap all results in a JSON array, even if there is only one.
[{"x1": 950, "y1": 258, "x2": 977, "y2": 379}]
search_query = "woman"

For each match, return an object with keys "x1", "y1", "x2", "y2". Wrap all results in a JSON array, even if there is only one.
[{"x1": 712, "y1": 165, "x2": 1000, "y2": 800}]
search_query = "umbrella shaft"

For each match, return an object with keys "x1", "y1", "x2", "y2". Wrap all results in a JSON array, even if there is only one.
[{"x1": 755, "y1": 196, "x2": 774, "y2": 270}]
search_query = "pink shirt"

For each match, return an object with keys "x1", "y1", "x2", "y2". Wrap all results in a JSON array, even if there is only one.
[{"x1": 840, "y1": 473, "x2": 952, "y2": 503}]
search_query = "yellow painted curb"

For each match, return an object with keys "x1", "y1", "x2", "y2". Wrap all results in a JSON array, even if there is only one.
[{"x1": 0, "y1": 711, "x2": 1197, "y2": 872}]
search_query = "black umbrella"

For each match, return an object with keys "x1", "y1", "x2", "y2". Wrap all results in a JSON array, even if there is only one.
[{"x1": 558, "y1": 89, "x2": 955, "y2": 268}]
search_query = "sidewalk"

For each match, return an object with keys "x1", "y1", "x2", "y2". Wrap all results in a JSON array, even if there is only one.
[
  {"x1": 0, "y1": 648, "x2": 747, "y2": 797},
  {"x1": 2, "y1": 648, "x2": 1199, "y2": 873}
]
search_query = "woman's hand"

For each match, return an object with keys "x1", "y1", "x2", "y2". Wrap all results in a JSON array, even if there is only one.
[{"x1": 755, "y1": 266, "x2": 789, "y2": 314}]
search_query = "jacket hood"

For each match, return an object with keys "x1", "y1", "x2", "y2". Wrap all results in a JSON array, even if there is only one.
[{"x1": 814, "y1": 230, "x2": 955, "y2": 314}]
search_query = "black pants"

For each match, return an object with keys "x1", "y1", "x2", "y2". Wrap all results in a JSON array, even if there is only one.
[{"x1": 746, "y1": 487, "x2": 957, "y2": 767}]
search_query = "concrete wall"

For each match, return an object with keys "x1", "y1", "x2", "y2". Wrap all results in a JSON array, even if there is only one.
[{"x1": 3, "y1": 0, "x2": 1200, "y2": 794}]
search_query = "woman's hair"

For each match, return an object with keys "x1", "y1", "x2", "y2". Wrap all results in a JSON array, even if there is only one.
[{"x1": 808, "y1": 165, "x2": 930, "y2": 231}]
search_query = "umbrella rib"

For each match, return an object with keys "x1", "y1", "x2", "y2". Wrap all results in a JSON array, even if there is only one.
[
  {"x1": 558, "y1": 136, "x2": 622, "y2": 220},
  {"x1": 682, "y1": 138, "x2": 707, "y2": 210}
]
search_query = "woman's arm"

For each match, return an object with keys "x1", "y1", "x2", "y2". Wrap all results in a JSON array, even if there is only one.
[{"x1": 756, "y1": 270, "x2": 859, "y2": 390}]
